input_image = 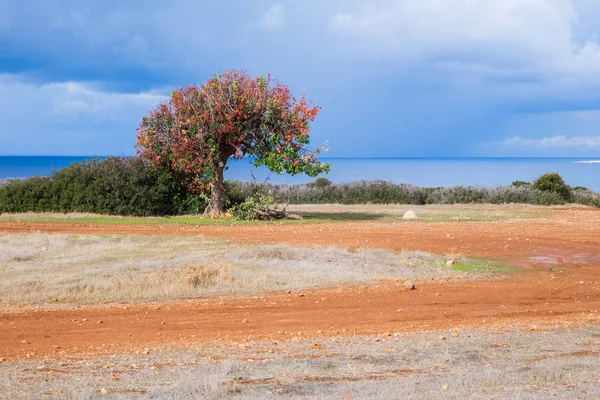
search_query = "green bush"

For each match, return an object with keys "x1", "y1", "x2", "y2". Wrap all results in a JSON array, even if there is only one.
[
  {"x1": 0, "y1": 157, "x2": 205, "y2": 216},
  {"x1": 2, "y1": 163, "x2": 598, "y2": 216},
  {"x1": 228, "y1": 193, "x2": 275, "y2": 220},
  {"x1": 512, "y1": 180, "x2": 530, "y2": 187},
  {"x1": 532, "y1": 172, "x2": 569, "y2": 200},
  {"x1": 308, "y1": 177, "x2": 332, "y2": 189}
]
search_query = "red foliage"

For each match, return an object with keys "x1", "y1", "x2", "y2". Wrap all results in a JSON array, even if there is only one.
[{"x1": 136, "y1": 70, "x2": 328, "y2": 197}]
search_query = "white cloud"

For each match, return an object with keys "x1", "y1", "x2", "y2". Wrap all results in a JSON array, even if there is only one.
[
  {"x1": 258, "y1": 4, "x2": 286, "y2": 31},
  {"x1": 503, "y1": 135, "x2": 600, "y2": 148},
  {"x1": 45, "y1": 81, "x2": 164, "y2": 119},
  {"x1": 328, "y1": 0, "x2": 600, "y2": 77}
]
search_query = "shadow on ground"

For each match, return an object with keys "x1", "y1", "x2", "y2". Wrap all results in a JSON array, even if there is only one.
[{"x1": 298, "y1": 212, "x2": 390, "y2": 221}]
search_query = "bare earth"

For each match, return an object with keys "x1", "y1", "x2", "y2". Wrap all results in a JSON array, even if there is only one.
[
  {"x1": 0, "y1": 205, "x2": 600, "y2": 399},
  {"x1": 1, "y1": 206, "x2": 599, "y2": 358}
]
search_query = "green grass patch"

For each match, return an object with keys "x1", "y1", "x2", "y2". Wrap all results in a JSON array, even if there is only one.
[
  {"x1": 451, "y1": 260, "x2": 512, "y2": 273},
  {"x1": 0, "y1": 207, "x2": 542, "y2": 226},
  {"x1": 0, "y1": 213, "x2": 362, "y2": 226}
]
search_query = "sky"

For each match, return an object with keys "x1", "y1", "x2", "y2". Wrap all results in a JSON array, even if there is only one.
[{"x1": 1, "y1": 0, "x2": 600, "y2": 157}]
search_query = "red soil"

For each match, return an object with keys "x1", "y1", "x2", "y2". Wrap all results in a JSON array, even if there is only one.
[{"x1": 0, "y1": 207, "x2": 599, "y2": 360}]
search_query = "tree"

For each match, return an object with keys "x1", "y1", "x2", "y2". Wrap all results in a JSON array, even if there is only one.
[{"x1": 135, "y1": 69, "x2": 329, "y2": 217}]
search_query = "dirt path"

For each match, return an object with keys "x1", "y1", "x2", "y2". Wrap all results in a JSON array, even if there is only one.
[
  {"x1": 1, "y1": 267, "x2": 599, "y2": 360},
  {"x1": 1, "y1": 208, "x2": 599, "y2": 267},
  {"x1": 1, "y1": 208, "x2": 599, "y2": 360}
]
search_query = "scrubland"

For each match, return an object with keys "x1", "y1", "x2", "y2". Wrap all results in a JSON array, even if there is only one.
[
  {"x1": 1, "y1": 204, "x2": 599, "y2": 399},
  {"x1": 0, "y1": 233, "x2": 477, "y2": 307},
  {"x1": 1, "y1": 326, "x2": 598, "y2": 399}
]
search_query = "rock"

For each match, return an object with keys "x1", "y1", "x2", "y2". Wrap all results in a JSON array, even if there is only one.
[
  {"x1": 402, "y1": 210, "x2": 418, "y2": 220},
  {"x1": 445, "y1": 259, "x2": 455, "y2": 268},
  {"x1": 100, "y1": 388, "x2": 108, "y2": 395},
  {"x1": 442, "y1": 384, "x2": 449, "y2": 391},
  {"x1": 404, "y1": 281, "x2": 416, "y2": 290}
]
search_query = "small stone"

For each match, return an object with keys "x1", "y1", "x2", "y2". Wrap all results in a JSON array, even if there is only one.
[
  {"x1": 451, "y1": 332, "x2": 459, "y2": 338},
  {"x1": 402, "y1": 210, "x2": 418, "y2": 220},
  {"x1": 439, "y1": 336, "x2": 446, "y2": 341},
  {"x1": 404, "y1": 281, "x2": 416, "y2": 290},
  {"x1": 143, "y1": 348, "x2": 150, "y2": 354},
  {"x1": 445, "y1": 260, "x2": 455, "y2": 268},
  {"x1": 21, "y1": 340, "x2": 29, "y2": 344},
  {"x1": 442, "y1": 384, "x2": 449, "y2": 391},
  {"x1": 100, "y1": 388, "x2": 108, "y2": 395},
  {"x1": 97, "y1": 320, "x2": 103, "y2": 324}
]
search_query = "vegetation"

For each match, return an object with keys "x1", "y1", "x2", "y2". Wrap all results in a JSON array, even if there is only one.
[
  {"x1": 532, "y1": 172, "x2": 569, "y2": 200},
  {"x1": 511, "y1": 180, "x2": 530, "y2": 187},
  {"x1": 228, "y1": 192, "x2": 277, "y2": 220},
  {"x1": 2, "y1": 165, "x2": 599, "y2": 216},
  {"x1": 228, "y1": 179, "x2": 600, "y2": 207},
  {"x1": 136, "y1": 69, "x2": 329, "y2": 217},
  {"x1": 0, "y1": 157, "x2": 203, "y2": 216}
]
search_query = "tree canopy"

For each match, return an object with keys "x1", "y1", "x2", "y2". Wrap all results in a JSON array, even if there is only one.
[{"x1": 135, "y1": 69, "x2": 329, "y2": 216}]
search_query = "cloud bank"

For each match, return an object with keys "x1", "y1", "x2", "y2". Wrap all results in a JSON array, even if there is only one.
[{"x1": 2, "y1": 1, "x2": 600, "y2": 156}]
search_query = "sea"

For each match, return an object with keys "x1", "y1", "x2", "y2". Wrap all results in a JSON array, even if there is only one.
[{"x1": 1, "y1": 156, "x2": 600, "y2": 192}]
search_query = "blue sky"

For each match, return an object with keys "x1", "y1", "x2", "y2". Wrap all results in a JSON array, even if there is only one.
[{"x1": 2, "y1": 0, "x2": 600, "y2": 157}]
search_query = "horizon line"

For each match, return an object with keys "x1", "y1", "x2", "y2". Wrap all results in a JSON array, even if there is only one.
[{"x1": 1, "y1": 155, "x2": 600, "y2": 160}]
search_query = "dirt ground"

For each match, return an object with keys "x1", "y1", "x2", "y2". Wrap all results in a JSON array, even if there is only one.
[
  {"x1": 1, "y1": 207, "x2": 599, "y2": 268},
  {"x1": 0, "y1": 205, "x2": 599, "y2": 364}
]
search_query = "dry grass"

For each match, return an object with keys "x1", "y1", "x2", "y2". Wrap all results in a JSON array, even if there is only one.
[
  {"x1": 0, "y1": 326, "x2": 598, "y2": 399},
  {"x1": 0, "y1": 233, "x2": 479, "y2": 307},
  {"x1": 0, "y1": 203, "x2": 566, "y2": 225},
  {"x1": 287, "y1": 203, "x2": 550, "y2": 222}
]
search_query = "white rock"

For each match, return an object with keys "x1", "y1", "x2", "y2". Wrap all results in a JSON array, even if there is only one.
[{"x1": 402, "y1": 210, "x2": 418, "y2": 220}]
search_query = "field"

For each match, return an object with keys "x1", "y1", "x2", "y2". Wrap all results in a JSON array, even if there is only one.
[{"x1": 0, "y1": 204, "x2": 599, "y2": 399}]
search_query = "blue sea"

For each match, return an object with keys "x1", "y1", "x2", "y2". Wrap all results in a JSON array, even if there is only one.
[{"x1": 1, "y1": 156, "x2": 600, "y2": 192}]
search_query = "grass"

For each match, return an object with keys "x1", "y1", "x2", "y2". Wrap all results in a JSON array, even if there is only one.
[
  {"x1": 1, "y1": 326, "x2": 598, "y2": 399},
  {"x1": 0, "y1": 204, "x2": 546, "y2": 226},
  {"x1": 451, "y1": 260, "x2": 513, "y2": 274},
  {"x1": 287, "y1": 203, "x2": 546, "y2": 223},
  {"x1": 0, "y1": 233, "x2": 493, "y2": 307}
]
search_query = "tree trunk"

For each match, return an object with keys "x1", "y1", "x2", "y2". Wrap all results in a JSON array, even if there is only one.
[{"x1": 204, "y1": 156, "x2": 229, "y2": 218}]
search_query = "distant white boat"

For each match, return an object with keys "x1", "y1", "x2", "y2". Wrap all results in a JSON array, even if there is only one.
[{"x1": 572, "y1": 160, "x2": 600, "y2": 164}]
